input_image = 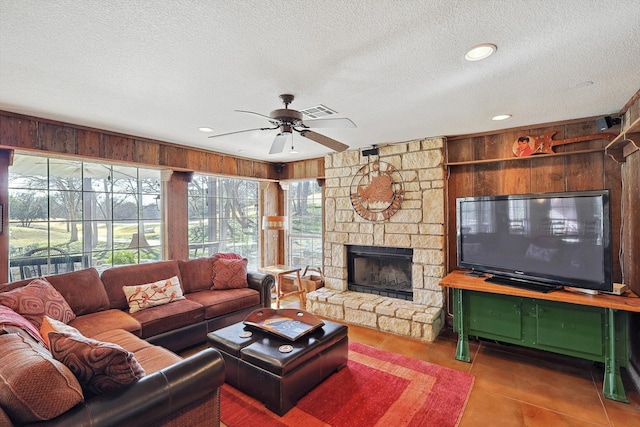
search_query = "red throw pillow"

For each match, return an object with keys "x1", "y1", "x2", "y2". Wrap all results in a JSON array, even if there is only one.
[
  {"x1": 0, "y1": 278, "x2": 75, "y2": 329},
  {"x1": 211, "y1": 257, "x2": 249, "y2": 289},
  {"x1": 0, "y1": 305, "x2": 46, "y2": 347}
]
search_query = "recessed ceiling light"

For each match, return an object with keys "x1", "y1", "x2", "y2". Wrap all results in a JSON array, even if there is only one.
[
  {"x1": 491, "y1": 114, "x2": 512, "y2": 121},
  {"x1": 465, "y1": 43, "x2": 497, "y2": 61},
  {"x1": 198, "y1": 127, "x2": 215, "y2": 133}
]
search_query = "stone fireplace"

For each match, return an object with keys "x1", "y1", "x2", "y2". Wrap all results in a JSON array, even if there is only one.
[
  {"x1": 306, "y1": 138, "x2": 446, "y2": 342},
  {"x1": 347, "y1": 245, "x2": 413, "y2": 300}
]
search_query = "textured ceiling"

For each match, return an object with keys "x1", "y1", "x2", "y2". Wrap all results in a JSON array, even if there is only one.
[{"x1": 1, "y1": 0, "x2": 639, "y2": 163}]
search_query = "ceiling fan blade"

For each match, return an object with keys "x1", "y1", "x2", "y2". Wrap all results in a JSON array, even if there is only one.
[
  {"x1": 208, "y1": 126, "x2": 278, "y2": 138},
  {"x1": 235, "y1": 110, "x2": 274, "y2": 121},
  {"x1": 299, "y1": 130, "x2": 349, "y2": 152},
  {"x1": 301, "y1": 117, "x2": 356, "y2": 128},
  {"x1": 269, "y1": 133, "x2": 289, "y2": 154}
]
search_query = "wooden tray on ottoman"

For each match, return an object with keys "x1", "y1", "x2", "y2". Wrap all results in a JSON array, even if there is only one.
[{"x1": 243, "y1": 308, "x2": 324, "y2": 341}]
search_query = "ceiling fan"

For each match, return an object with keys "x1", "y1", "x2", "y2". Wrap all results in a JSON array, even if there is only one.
[{"x1": 208, "y1": 94, "x2": 356, "y2": 154}]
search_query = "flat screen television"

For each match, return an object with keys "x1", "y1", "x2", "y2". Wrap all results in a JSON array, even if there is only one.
[{"x1": 456, "y1": 190, "x2": 612, "y2": 293}]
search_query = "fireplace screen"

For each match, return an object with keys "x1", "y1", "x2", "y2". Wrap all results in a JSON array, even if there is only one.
[{"x1": 347, "y1": 245, "x2": 413, "y2": 300}]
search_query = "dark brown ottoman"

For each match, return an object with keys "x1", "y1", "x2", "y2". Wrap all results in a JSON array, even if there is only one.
[{"x1": 207, "y1": 319, "x2": 348, "y2": 415}]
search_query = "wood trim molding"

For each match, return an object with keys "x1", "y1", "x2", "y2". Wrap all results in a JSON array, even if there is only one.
[{"x1": 0, "y1": 110, "x2": 279, "y2": 180}]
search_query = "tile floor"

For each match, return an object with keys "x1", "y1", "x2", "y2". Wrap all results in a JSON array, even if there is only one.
[{"x1": 190, "y1": 296, "x2": 640, "y2": 426}]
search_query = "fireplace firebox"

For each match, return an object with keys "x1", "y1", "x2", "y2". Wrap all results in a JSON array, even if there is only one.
[{"x1": 347, "y1": 245, "x2": 413, "y2": 300}]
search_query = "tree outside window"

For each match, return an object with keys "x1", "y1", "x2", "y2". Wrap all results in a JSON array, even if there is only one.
[
  {"x1": 8, "y1": 154, "x2": 161, "y2": 281},
  {"x1": 188, "y1": 174, "x2": 259, "y2": 270},
  {"x1": 287, "y1": 180, "x2": 323, "y2": 269}
]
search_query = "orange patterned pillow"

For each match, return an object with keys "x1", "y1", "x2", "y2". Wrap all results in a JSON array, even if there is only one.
[
  {"x1": 0, "y1": 278, "x2": 75, "y2": 329},
  {"x1": 48, "y1": 330, "x2": 145, "y2": 395},
  {"x1": 121, "y1": 276, "x2": 185, "y2": 313},
  {"x1": 211, "y1": 257, "x2": 249, "y2": 289},
  {"x1": 40, "y1": 315, "x2": 81, "y2": 349}
]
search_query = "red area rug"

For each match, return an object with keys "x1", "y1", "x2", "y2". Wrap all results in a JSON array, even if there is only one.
[{"x1": 220, "y1": 341, "x2": 474, "y2": 427}]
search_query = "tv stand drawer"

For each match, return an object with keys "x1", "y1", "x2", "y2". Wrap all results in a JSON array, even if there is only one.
[
  {"x1": 535, "y1": 301, "x2": 604, "y2": 357},
  {"x1": 467, "y1": 292, "x2": 522, "y2": 340}
]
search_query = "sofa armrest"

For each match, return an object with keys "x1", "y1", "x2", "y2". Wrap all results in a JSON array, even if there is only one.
[
  {"x1": 28, "y1": 348, "x2": 225, "y2": 427},
  {"x1": 247, "y1": 271, "x2": 275, "y2": 308}
]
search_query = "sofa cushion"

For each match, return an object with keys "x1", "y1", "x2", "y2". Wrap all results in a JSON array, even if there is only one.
[
  {"x1": 132, "y1": 345, "x2": 183, "y2": 375},
  {"x1": 0, "y1": 278, "x2": 75, "y2": 329},
  {"x1": 68, "y1": 309, "x2": 142, "y2": 338},
  {"x1": 178, "y1": 257, "x2": 214, "y2": 293},
  {"x1": 101, "y1": 261, "x2": 182, "y2": 310},
  {"x1": 91, "y1": 329, "x2": 182, "y2": 374},
  {"x1": 122, "y1": 276, "x2": 185, "y2": 313},
  {"x1": 0, "y1": 333, "x2": 84, "y2": 424},
  {"x1": 92, "y1": 328, "x2": 153, "y2": 354},
  {"x1": 186, "y1": 288, "x2": 261, "y2": 319},
  {"x1": 45, "y1": 268, "x2": 111, "y2": 315},
  {"x1": 129, "y1": 298, "x2": 205, "y2": 338},
  {"x1": 49, "y1": 330, "x2": 146, "y2": 395},
  {"x1": 211, "y1": 257, "x2": 249, "y2": 289}
]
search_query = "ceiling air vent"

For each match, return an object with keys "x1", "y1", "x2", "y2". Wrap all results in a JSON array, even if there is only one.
[{"x1": 299, "y1": 104, "x2": 337, "y2": 119}]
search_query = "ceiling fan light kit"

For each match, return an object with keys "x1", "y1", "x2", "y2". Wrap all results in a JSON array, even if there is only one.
[{"x1": 209, "y1": 94, "x2": 355, "y2": 154}]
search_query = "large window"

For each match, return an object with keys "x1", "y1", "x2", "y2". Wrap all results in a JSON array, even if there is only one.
[
  {"x1": 287, "y1": 180, "x2": 323, "y2": 269},
  {"x1": 8, "y1": 154, "x2": 162, "y2": 281},
  {"x1": 188, "y1": 174, "x2": 259, "y2": 270}
]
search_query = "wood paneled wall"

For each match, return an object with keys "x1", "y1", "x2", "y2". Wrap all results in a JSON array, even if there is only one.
[
  {"x1": 0, "y1": 111, "x2": 279, "y2": 180},
  {"x1": 445, "y1": 111, "x2": 640, "y2": 380},
  {"x1": 445, "y1": 118, "x2": 624, "y2": 282},
  {"x1": 277, "y1": 157, "x2": 325, "y2": 180}
]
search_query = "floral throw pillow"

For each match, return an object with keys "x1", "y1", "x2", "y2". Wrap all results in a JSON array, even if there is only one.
[
  {"x1": 211, "y1": 257, "x2": 249, "y2": 289},
  {"x1": 0, "y1": 278, "x2": 75, "y2": 329},
  {"x1": 48, "y1": 330, "x2": 145, "y2": 395},
  {"x1": 121, "y1": 276, "x2": 185, "y2": 314}
]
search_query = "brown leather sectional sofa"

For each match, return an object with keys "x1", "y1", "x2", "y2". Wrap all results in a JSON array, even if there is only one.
[{"x1": 0, "y1": 257, "x2": 275, "y2": 426}]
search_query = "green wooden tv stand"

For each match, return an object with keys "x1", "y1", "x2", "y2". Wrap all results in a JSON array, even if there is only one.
[{"x1": 440, "y1": 270, "x2": 640, "y2": 403}]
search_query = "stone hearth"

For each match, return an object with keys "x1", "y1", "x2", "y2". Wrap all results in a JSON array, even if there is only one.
[
  {"x1": 307, "y1": 138, "x2": 446, "y2": 342},
  {"x1": 307, "y1": 289, "x2": 444, "y2": 341}
]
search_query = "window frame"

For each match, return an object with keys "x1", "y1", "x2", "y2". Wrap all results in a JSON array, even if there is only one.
[
  {"x1": 8, "y1": 153, "x2": 162, "y2": 280},
  {"x1": 285, "y1": 179, "x2": 324, "y2": 270},
  {"x1": 187, "y1": 173, "x2": 260, "y2": 270}
]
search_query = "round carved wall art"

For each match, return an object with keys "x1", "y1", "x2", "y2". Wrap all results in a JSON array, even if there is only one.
[{"x1": 350, "y1": 160, "x2": 404, "y2": 222}]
